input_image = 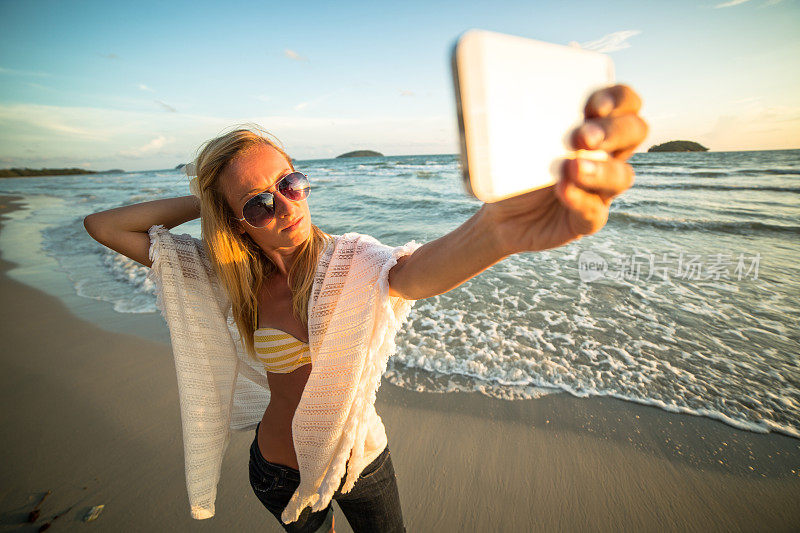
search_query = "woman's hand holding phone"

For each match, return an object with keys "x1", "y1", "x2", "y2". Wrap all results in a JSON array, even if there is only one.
[
  {"x1": 483, "y1": 84, "x2": 648, "y2": 255},
  {"x1": 388, "y1": 84, "x2": 646, "y2": 301}
]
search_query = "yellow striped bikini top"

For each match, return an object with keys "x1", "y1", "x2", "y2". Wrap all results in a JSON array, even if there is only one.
[{"x1": 254, "y1": 327, "x2": 311, "y2": 374}]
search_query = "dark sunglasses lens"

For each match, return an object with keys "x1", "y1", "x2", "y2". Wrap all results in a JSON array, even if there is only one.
[
  {"x1": 242, "y1": 193, "x2": 275, "y2": 227},
  {"x1": 280, "y1": 172, "x2": 310, "y2": 201}
]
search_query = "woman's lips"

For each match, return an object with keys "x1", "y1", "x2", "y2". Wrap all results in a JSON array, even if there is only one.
[{"x1": 282, "y1": 217, "x2": 302, "y2": 232}]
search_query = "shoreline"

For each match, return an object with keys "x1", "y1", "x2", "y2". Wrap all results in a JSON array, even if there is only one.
[
  {"x1": 1, "y1": 194, "x2": 799, "y2": 531},
  {"x1": 0, "y1": 194, "x2": 171, "y2": 344},
  {"x1": 2, "y1": 193, "x2": 796, "y2": 440}
]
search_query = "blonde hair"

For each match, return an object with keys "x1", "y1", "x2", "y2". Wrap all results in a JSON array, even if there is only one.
[{"x1": 193, "y1": 126, "x2": 330, "y2": 360}]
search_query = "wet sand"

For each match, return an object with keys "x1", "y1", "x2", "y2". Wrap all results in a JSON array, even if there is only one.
[{"x1": 1, "y1": 194, "x2": 798, "y2": 532}]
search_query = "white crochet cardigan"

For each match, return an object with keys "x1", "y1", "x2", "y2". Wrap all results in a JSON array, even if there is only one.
[{"x1": 146, "y1": 224, "x2": 420, "y2": 522}]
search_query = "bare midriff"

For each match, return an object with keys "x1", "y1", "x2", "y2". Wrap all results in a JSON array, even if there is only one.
[
  {"x1": 255, "y1": 271, "x2": 312, "y2": 470},
  {"x1": 257, "y1": 364, "x2": 312, "y2": 470}
]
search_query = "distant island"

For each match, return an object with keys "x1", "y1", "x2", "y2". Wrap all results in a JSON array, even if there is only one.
[
  {"x1": 648, "y1": 141, "x2": 708, "y2": 152},
  {"x1": 0, "y1": 167, "x2": 123, "y2": 178},
  {"x1": 336, "y1": 150, "x2": 384, "y2": 158}
]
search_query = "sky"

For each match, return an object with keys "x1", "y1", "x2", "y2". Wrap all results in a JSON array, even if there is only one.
[{"x1": 0, "y1": 0, "x2": 798, "y2": 171}]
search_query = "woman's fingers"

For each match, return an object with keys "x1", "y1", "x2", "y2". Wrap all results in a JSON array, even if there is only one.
[
  {"x1": 555, "y1": 174, "x2": 609, "y2": 235},
  {"x1": 571, "y1": 84, "x2": 648, "y2": 159},
  {"x1": 585, "y1": 84, "x2": 642, "y2": 118},
  {"x1": 564, "y1": 158, "x2": 635, "y2": 199},
  {"x1": 571, "y1": 113, "x2": 649, "y2": 158}
]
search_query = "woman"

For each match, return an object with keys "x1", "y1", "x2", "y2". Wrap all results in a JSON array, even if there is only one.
[{"x1": 84, "y1": 84, "x2": 647, "y2": 532}]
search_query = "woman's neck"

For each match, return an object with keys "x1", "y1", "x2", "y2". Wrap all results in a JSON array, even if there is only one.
[{"x1": 262, "y1": 245, "x2": 300, "y2": 277}]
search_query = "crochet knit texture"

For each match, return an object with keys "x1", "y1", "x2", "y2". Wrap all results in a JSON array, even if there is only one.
[{"x1": 146, "y1": 225, "x2": 420, "y2": 522}]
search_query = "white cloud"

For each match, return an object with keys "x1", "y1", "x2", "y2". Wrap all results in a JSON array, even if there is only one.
[
  {"x1": 0, "y1": 102, "x2": 456, "y2": 170},
  {"x1": 155, "y1": 100, "x2": 177, "y2": 113},
  {"x1": 400, "y1": 90, "x2": 414, "y2": 97},
  {"x1": 119, "y1": 135, "x2": 173, "y2": 157},
  {"x1": 714, "y1": 0, "x2": 750, "y2": 7},
  {"x1": 644, "y1": 111, "x2": 677, "y2": 122},
  {"x1": 255, "y1": 94, "x2": 270, "y2": 102},
  {"x1": 293, "y1": 92, "x2": 336, "y2": 111},
  {"x1": 138, "y1": 83, "x2": 155, "y2": 92},
  {"x1": 731, "y1": 96, "x2": 761, "y2": 104},
  {"x1": 0, "y1": 103, "x2": 221, "y2": 169},
  {"x1": 646, "y1": 102, "x2": 800, "y2": 152},
  {"x1": 284, "y1": 49, "x2": 308, "y2": 61},
  {"x1": 574, "y1": 30, "x2": 642, "y2": 53},
  {"x1": 0, "y1": 66, "x2": 50, "y2": 77},
  {"x1": 26, "y1": 82, "x2": 55, "y2": 92},
  {"x1": 0, "y1": 105, "x2": 98, "y2": 139},
  {"x1": 712, "y1": 0, "x2": 784, "y2": 7}
]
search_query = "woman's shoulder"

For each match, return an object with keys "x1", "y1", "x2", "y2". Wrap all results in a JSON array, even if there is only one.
[
  {"x1": 148, "y1": 224, "x2": 205, "y2": 250},
  {"x1": 330, "y1": 232, "x2": 383, "y2": 247},
  {"x1": 147, "y1": 224, "x2": 212, "y2": 270},
  {"x1": 333, "y1": 232, "x2": 418, "y2": 253},
  {"x1": 324, "y1": 233, "x2": 416, "y2": 270},
  {"x1": 146, "y1": 224, "x2": 228, "y2": 305}
]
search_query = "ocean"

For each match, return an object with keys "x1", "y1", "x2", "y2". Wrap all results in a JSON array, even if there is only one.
[{"x1": 1, "y1": 149, "x2": 798, "y2": 438}]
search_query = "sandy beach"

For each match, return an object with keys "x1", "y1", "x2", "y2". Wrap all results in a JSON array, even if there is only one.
[{"x1": 1, "y1": 193, "x2": 798, "y2": 532}]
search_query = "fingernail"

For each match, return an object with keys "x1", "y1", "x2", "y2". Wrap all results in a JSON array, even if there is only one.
[
  {"x1": 594, "y1": 93, "x2": 614, "y2": 116},
  {"x1": 582, "y1": 123, "x2": 604, "y2": 149},
  {"x1": 578, "y1": 159, "x2": 596, "y2": 175}
]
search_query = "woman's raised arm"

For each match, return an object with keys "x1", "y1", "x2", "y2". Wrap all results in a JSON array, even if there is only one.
[
  {"x1": 388, "y1": 84, "x2": 647, "y2": 300},
  {"x1": 83, "y1": 195, "x2": 200, "y2": 268}
]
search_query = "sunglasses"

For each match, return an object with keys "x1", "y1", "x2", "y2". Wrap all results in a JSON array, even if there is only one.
[{"x1": 235, "y1": 172, "x2": 311, "y2": 228}]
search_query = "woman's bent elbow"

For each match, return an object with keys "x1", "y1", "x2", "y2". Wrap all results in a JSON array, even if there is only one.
[
  {"x1": 82, "y1": 213, "x2": 152, "y2": 268},
  {"x1": 83, "y1": 213, "x2": 104, "y2": 242}
]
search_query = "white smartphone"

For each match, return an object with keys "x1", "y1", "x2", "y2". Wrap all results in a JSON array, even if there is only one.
[{"x1": 451, "y1": 29, "x2": 615, "y2": 203}]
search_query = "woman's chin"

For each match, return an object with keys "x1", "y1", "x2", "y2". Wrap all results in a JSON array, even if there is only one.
[
  {"x1": 292, "y1": 218, "x2": 312, "y2": 237},
  {"x1": 284, "y1": 219, "x2": 311, "y2": 245}
]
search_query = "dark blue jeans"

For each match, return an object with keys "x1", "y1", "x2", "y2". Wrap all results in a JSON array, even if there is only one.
[{"x1": 249, "y1": 424, "x2": 405, "y2": 532}]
